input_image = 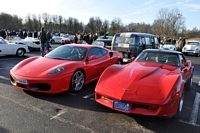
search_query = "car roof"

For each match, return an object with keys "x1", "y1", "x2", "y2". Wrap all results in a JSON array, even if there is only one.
[
  {"x1": 115, "y1": 32, "x2": 157, "y2": 37},
  {"x1": 143, "y1": 49, "x2": 182, "y2": 54}
]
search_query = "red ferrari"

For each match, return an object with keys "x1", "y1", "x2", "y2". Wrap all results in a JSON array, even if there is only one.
[
  {"x1": 95, "y1": 49, "x2": 194, "y2": 117},
  {"x1": 10, "y1": 44, "x2": 123, "y2": 94}
]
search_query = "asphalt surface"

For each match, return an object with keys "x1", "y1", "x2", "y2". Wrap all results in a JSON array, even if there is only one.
[{"x1": 0, "y1": 44, "x2": 200, "y2": 133}]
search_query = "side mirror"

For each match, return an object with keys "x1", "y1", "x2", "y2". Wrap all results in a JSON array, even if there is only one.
[
  {"x1": 131, "y1": 56, "x2": 136, "y2": 61},
  {"x1": 184, "y1": 62, "x2": 189, "y2": 66},
  {"x1": 88, "y1": 55, "x2": 98, "y2": 61}
]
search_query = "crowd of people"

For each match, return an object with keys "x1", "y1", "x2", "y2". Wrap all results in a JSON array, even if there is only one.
[
  {"x1": 158, "y1": 35, "x2": 186, "y2": 52},
  {"x1": 73, "y1": 32, "x2": 98, "y2": 44},
  {"x1": 0, "y1": 28, "x2": 39, "y2": 40}
]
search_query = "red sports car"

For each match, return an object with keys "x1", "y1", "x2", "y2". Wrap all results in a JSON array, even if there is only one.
[
  {"x1": 95, "y1": 49, "x2": 194, "y2": 117},
  {"x1": 10, "y1": 44, "x2": 123, "y2": 94}
]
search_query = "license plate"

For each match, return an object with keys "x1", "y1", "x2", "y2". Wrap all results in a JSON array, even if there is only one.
[
  {"x1": 123, "y1": 58, "x2": 128, "y2": 62},
  {"x1": 113, "y1": 100, "x2": 130, "y2": 112},
  {"x1": 15, "y1": 78, "x2": 28, "y2": 84}
]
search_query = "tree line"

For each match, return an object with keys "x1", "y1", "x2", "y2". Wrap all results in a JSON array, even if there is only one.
[{"x1": 0, "y1": 8, "x2": 200, "y2": 39}]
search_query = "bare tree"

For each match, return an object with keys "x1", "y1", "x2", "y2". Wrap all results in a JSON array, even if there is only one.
[
  {"x1": 58, "y1": 15, "x2": 63, "y2": 33},
  {"x1": 110, "y1": 18, "x2": 123, "y2": 34},
  {"x1": 153, "y1": 8, "x2": 185, "y2": 38},
  {"x1": 102, "y1": 19, "x2": 110, "y2": 34},
  {"x1": 95, "y1": 17, "x2": 102, "y2": 34},
  {"x1": 87, "y1": 17, "x2": 96, "y2": 33},
  {"x1": 42, "y1": 13, "x2": 50, "y2": 30}
]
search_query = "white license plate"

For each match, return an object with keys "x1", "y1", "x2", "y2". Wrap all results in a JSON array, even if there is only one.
[
  {"x1": 15, "y1": 78, "x2": 28, "y2": 84},
  {"x1": 113, "y1": 100, "x2": 130, "y2": 112}
]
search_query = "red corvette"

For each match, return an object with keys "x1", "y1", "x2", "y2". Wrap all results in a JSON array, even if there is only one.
[
  {"x1": 10, "y1": 44, "x2": 123, "y2": 94},
  {"x1": 95, "y1": 49, "x2": 194, "y2": 117}
]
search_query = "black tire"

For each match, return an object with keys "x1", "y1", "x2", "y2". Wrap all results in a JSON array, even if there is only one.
[
  {"x1": 51, "y1": 40, "x2": 55, "y2": 44},
  {"x1": 16, "y1": 48, "x2": 25, "y2": 57},
  {"x1": 186, "y1": 75, "x2": 193, "y2": 90},
  {"x1": 116, "y1": 59, "x2": 122, "y2": 64},
  {"x1": 69, "y1": 70, "x2": 85, "y2": 92},
  {"x1": 174, "y1": 90, "x2": 185, "y2": 118},
  {"x1": 195, "y1": 53, "x2": 200, "y2": 57}
]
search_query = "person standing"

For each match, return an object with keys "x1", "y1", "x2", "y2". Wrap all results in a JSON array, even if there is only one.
[
  {"x1": 34, "y1": 30, "x2": 38, "y2": 38},
  {"x1": 39, "y1": 27, "x2": 47, "y2": 57},
  {"x1": 46, "y1": 31, "x2": 52, "y2": 50}
]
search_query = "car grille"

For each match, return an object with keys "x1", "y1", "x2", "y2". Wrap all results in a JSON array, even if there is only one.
[
  {"x1": 29, "y1": 83, "x2": 51, "y2": 91},
  {"x1": 33, "y1": 41, "x2": 40, "y2": 45}
]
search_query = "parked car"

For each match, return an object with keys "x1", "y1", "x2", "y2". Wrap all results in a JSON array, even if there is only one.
[
  {"x1": 61, "y1": 35, "x2": 74, "y2": 44},
  {"x1": 95, "y1": 49, "x2": 194, "y2": 118},
  {"x1": 182, "y1": 40, "x2": 200, "y2": 56},
  {"x1": 6, "y1": 36, "x2": 40, "y2": 51},
  {"x1": 111, "y1": 32, "x2": 160, "y2": 63},
  {"x1": 50, "y1": 36, "x2": 63, "y2": 44},
  {"x1": 10, "y1": 44, "x2": 123, "y2": 94},
  {"x1": 0, "y1": 37, "x2": 29, "y2": 56},
  {"x1": 160, "y1": 42, "x2": 177, "y2": 51},
  {"x1": 91, "y1": 39, "x2": 112, "y2": 49}
]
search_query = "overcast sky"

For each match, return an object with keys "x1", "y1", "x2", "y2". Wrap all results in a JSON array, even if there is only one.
[{"x1": 1, "y1": 0, "x2": 200, "y2": 30}]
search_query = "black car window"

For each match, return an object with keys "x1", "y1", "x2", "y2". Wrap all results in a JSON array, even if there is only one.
[{"x1": 88, "y1": 47, "x2": 103, "y2": 58}]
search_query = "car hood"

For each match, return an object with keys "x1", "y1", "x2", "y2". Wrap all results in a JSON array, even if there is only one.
[
  {"x1": 13, "y1": 57, "x2": 76, "y2": 77},
  {"x1": 98, "y1": 62, "x2": 180, "y2": 104}
]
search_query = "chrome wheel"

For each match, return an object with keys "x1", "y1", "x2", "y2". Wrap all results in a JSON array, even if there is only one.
[
  {"x1": 16, "y1": 48, "x2": 25, "y2": 57},
  {"x1": 70, "y1": 70, "x2": 85, "y2": 92}
]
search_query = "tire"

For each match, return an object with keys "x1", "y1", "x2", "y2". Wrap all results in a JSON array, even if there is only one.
[
  {"x1": 195, "y1": 53, "x2": 200, "y2": 57},
  {"x1": 116, "y1": 59, "x2": 122, "y2": 64},
  {"x1": 16, "y1": 48, "x2": 25, "y2": 57},
  {"x1": 186, "y1": 75, "x2": 193, "y2": 90},
  {"x1": 70, "y1": 70, "x2": 85, "y2": 92},
  {"x1": 51, "y1": 40, "x2": 55, "y2": 44},
  {"x1": 174, "y1": 90, "x2": 185, "y2": 118}
]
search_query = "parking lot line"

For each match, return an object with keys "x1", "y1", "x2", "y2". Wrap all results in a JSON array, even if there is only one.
[
  {"x1": 179, "y1": 92, "x2": 200, "y2": 127},
  {"x1": 83, "y1": 93, "x2": 94, "y2": 99},
  {"x1": 189, "y1": 92, "x2": 200, "y2": 125},
  {"x1": 0, "y1": 75, "x2": 10, "y2": 80}
]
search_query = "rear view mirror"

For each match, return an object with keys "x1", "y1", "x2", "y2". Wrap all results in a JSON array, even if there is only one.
[{"x1": 184, "y1": 62, "x2": 189, "y2": 66}]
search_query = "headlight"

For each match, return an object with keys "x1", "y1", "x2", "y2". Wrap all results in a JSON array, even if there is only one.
[
  {"x1": 183, "y1": 47, "x2": 186, "y2": 50},
  {"x1": 48, "y1": 67, "x2": 65, "y2": 75},
  {"x1": 195, "y1": 47, "x2": 199, "y2": 51}
]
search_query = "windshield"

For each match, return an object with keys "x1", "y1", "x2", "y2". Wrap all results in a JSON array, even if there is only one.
[
  {"x1": 187, "y1": 42, "x2": 199, "y2": 45},
  {"x1": 135, "y1": 51, "x2": 180, "y2": 66},
  {"x1": 114, "y1": 37, "x2": 135, "y2": 44},
  {"x1": 92, "y1": 41, "x2": 104, "y2": 47},
  {"x1": 45, "y1": 45, "x2": 87, "y2": 61}
]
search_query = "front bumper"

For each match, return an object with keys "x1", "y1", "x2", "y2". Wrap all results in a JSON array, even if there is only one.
[{"x1": 10, "y1": 71, "x2": 72, "y2": 94}]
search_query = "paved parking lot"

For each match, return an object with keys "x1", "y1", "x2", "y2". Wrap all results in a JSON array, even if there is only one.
[{"x1": 0, "y1": 46, "x2": 200, "y2": 133}]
